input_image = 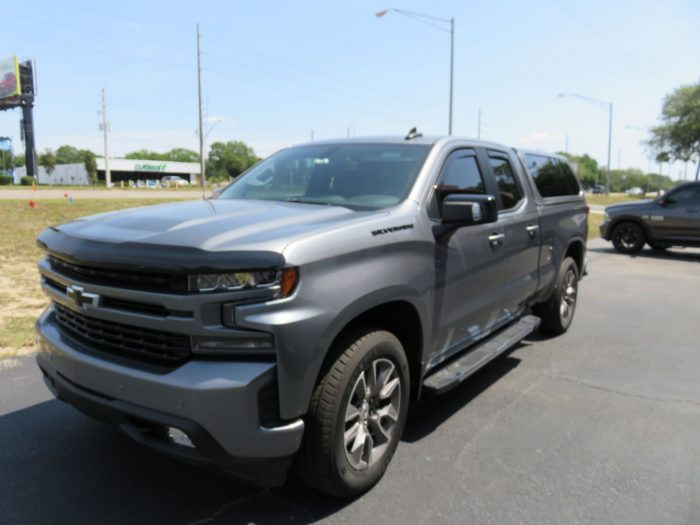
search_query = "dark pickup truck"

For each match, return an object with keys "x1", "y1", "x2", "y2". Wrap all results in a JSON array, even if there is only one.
[
  {"x1": 35, "y1": 134, "x2": 588, "y2": 497},
  {"x1": 600, "y1": 181, "x2": 700, "y2": 253}
]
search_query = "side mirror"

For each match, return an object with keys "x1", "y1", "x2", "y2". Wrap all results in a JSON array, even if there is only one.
[{"x1": 441, "y1": 193, "x2": 498, "y2": 226}]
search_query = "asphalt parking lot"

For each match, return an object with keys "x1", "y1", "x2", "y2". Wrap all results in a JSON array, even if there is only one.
[{"x1": 1, "y1": 239, "x2": 699, "y2": 525}]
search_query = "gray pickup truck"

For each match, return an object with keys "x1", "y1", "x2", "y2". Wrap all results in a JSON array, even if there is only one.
[{"x1": 35, "y1": 133, "x2": 588, "y2": 497}]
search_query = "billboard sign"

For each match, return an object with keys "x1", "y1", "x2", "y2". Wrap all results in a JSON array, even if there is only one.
[{"x1": 0, "y1": 56, "x2": 21, "y2": 102}]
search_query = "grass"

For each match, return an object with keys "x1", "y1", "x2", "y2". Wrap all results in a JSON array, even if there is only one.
[
  {"x1": 0, "y1": 198, "x2": 184, "y2": 357},
  {"x1": 588, "y1": 212, "x2": 604, "y2": 240},
  {"x1": 585, "y1": 193, "x2": 653, "y2": 206}
]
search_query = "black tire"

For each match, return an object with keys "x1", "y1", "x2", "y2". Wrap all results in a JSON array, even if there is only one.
[
  {"x1": 295, "y1": 328, "x2": 410, "y2": 498},
  {"x1": 534, "y1": 257, "x2": 579, "y2": 335},
  {"x1": 611, "y1": 221, "x2": 645, "y2": 254}
]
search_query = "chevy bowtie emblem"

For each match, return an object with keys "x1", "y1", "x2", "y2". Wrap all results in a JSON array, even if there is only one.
[{"x1": 66, "y1": 285, "x2": 100, "y2": 308}]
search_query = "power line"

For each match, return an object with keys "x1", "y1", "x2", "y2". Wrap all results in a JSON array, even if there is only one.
[{"x1": 549, "y1": 0, "x2": 645, "y2": 68}]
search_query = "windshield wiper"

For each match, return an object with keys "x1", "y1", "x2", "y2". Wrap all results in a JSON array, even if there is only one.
[{"x1": 286, "y1": 198, "x2": 335, "y2": 206}]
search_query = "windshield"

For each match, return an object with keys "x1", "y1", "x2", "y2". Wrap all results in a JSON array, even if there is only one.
[{"x1": 218, "y1": 143, "x2": 431, "y2": 210}]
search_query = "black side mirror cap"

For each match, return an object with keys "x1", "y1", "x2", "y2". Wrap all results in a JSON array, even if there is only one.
[{"x1": 441, "y1": 193, "x2": 498, "y2": 226}]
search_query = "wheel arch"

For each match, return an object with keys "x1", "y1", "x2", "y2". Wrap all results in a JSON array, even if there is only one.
[
  {"x1": 315, "y1": 298, "x2": 426, "y2": 404},
  {"x1": 608, "y1": 216, "x2": 654, "y2": 244},
  {"x1": 564, "y1": 238, "x2": 586, "y2": 276}
]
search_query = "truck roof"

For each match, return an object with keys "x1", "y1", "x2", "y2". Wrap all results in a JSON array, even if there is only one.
[{"x1": 294, "y1": 135, "x2": 515, "y2": 150}]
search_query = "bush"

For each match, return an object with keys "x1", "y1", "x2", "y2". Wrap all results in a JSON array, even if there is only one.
[
  {"x1": 0, "y1": 175, "x2": 13, "y2": 186},
  {"x1": 20, "y1": 176, "x2": 35, "y2": 186}
]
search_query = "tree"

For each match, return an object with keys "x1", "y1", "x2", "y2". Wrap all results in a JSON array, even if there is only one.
[
  {"x1": 55, "y1": 145, "x2": 84, "y2": 164},
  {"x1": 39, "y1": 149, "x2": 57, "y2": 184},
  {"x1": 0, "y1": 150, "x2": 11, "y2": 174},
  {"x1": 648, "y1": 81, "x2": 700, "y2": 180},
  {"x1": 557, "y1": 152, "x2": 603, "y2": 188},
  {"x1": 13, "y1": 153, "x2": 25, "y2": 167},
  {"x1": 124, "y1": 148, "x2": 200, "y2": 162},
  {"x1": 206, "y1": 141, "x2": 259, "y2": 181},
  {"x1": 81, "y1": 150, "x2": 98, "y2": 184},
  {"x1": 166, "y1": 148, "x2": 200, "y2": 163}
]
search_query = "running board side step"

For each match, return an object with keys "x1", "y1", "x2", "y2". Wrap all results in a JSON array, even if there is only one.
[{"x1": 422, "y1": 315, "x2": 541, "y2": 396}]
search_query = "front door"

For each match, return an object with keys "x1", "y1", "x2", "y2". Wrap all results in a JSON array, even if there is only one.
[
  {"x1": 649, "y1": 185, "x2": 700, "y2": 243},
  {"x1": 429, "y1": 149, "x2": 507, "y2": 367}
]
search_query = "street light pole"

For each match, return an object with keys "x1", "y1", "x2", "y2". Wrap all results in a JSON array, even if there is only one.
[
  {"x1": 559, "y1": 93, "x2": 613, "y2": 195},
  {"x1": 449, "y1": 17, "x2": 454, "y2": 135},
  {"x1": 196, "y1": 23, "x2": 206, "y2": 197},
  {"x1": 377, "y1": 8, "x2": 454, "y2": 135},
  {"x1": 606, "y1": 102, "x2": 613, "y2": 192}
]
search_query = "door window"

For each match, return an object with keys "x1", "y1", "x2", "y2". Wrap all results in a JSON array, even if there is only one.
[
  {"x1": 488, "y1": 157, "x2": 522, "y2": 210},
  {"x1": 524, "y1": 154, "x2": 580, "y2": 197},
  {"x1": 666, "y1": 185, "x2": 700, "y2": 204},
  {"x1": 438, "y1": 152, "x2": 485, "y2": 194}
]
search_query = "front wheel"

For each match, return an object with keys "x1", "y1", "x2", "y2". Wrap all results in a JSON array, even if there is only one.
[
  {"x1": 534, "y1": 257, "x2": 579, "y2": 335},
  {"x1": 295, "y1": 329, "x2": 410, "y2": 498},
  {"x1": 611, "y1": 221, "x2": 645, "y2": 254}
]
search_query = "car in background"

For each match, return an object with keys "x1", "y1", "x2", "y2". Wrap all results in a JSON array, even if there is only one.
[
  {"x1": 591, "y1": 184, "x2": 606, "y2": 194},
  {"x1": 161, "y1": 175, "x2": 190, "y2": 188},
  {"x1": 600, "y1": 181, "x2": 700, "y2": 253},
  {"x1": 626, "y1": 187, "x2": 645, "y2": 196}
]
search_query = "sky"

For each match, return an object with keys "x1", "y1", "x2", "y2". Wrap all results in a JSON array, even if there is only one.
[{"x1": 1, "y1": 0, "x2": 699, "y2": 179}]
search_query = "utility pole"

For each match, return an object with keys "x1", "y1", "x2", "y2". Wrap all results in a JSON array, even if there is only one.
[
  {"x1": 100, "y1": 88, "x2": 111, "y2": 188},
  {"x1": 196, "y1": 23, "x2": 206, "y2": 197},
  {"x1": 606, "y1": 102, "x2": 613, "y2": 195},
  {"x1": 310, "y1": 130, "x2": 314, "y2": 142},
  {"x1": 477, "y1": 107, "x2": 481, "y2": 139},
  {"x1": 565, "y1": 134, "x2": 569, "y2": 153},
  {"x1": 448, "y1": 17, "x2": 454, "y2": 135},
  {"x1": 618, "y1": 148, "x2": 621, "y2": 170}
]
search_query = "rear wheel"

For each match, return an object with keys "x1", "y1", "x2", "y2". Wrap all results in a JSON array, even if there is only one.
[
  {"x1": 295, "y1": 328, "x2": 409, "y2": 498},
  {"x1": 611, "y1": 221, "x2": 645, "y2": 254},
  {"x1": 534, "y1": 257, "x2": 579, "y2": 335}
]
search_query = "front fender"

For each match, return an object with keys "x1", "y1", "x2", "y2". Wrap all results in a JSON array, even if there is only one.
[{"x1": 235, "y1": 286, "x2": 429, "y2": 420}]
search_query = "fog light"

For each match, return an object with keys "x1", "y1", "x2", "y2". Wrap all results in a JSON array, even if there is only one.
[
  {"x1": 192, "y1": 335, "x2": 275, "y2": 356},
  {"x1": 167, "y1": 427, "x2": 194, "y2": 448}
]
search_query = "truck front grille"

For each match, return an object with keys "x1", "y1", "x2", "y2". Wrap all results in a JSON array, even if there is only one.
[
  {"x1": 53, "y1": 302, "x2": 191, "y2": 364},
  {"x1": 49, "y1": 256, "x2": 188, "y2": 293}
]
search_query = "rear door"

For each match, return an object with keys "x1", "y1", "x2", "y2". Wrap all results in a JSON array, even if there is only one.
[
  {"x1": 428, "y1": 148, "x2": 507, "y2": 367},
  {"x1": 482, "y1": 148, "x2": 541, "y2": 318}
]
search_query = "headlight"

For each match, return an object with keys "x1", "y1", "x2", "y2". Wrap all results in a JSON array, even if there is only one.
[
  {"x1": 190, "y1": 267, "x2": 298, "y2": 297},
  {"x1": 604, "y1": 211, "x2": 611, "y2": 220}
]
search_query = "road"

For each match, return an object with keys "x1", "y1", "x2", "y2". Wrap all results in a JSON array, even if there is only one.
[{"x1": 1, "y1": 239, "x2": 699, "y2": 524}]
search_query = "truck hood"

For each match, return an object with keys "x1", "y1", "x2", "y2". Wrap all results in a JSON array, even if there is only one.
[
  {"x1": 38, "y1": 199, "x2": 377, "y2": 271},
  {"x1": 605, "y1": 199, "x2": 654, "y2": 215}
]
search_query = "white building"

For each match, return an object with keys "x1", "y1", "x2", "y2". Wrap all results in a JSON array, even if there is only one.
[
  {"x1": 96, "y1": 158, "x2": 201, "y2": 185},
  {"x1": 14, "y1": 158, "x2": 202, "y2": 186}
]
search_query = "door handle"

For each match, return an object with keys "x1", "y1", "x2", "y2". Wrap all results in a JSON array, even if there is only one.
[
  {"x1": 526, "y1": 224, "x2": 539, "y2": 238},
  {"x1": 488, "y1": 233, "x2": 505, "y2": 246}
]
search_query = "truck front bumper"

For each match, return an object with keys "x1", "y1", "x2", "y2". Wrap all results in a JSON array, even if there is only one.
[{"x1": 35, "y1": 307, "x2": 305, "y2": 486}]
